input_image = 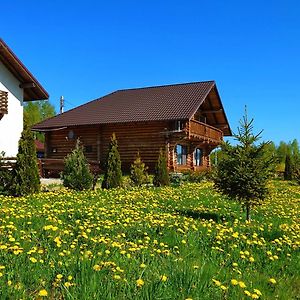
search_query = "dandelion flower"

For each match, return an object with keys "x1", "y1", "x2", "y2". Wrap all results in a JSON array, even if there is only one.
[
  {"x1": 38, "y1": 289, "x2": 48, "y2": 297},
  {"x1": 269, "y1": 278, "x2": 276, "y2": 284},
  {"x1": 239, "y1": 281, "x2": 246, "y2": 288},
  {"x1": 136, "y1": 278, "x2": 144, "y2": 287},
  {"x1": 160, "y1": 275, "x2": 168, "y2": 282},
  {"x1": 231, "y1": 279, "x2": 239, "y2": 285}
]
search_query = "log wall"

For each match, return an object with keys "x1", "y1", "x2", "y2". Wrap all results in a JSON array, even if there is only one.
[{"x1": 44, "y1": 120, "x2": 221, "y2": 173}]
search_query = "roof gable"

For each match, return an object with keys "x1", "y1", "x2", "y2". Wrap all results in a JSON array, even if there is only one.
[
  {"x1": 0, "y1": 39, "x2": 49, "y2": 101},
  {"x1": 33, "y1": 81, "x2": 231, "y2": 135}
]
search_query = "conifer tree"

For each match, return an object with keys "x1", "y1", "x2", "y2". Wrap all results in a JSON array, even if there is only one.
[
  {"x1": 13, "y1": 126, "x2": 40, "y2": 196},
  {"x1": 284, "y1": 152, "x2": 293, "y2": 180},
  {"x1": 61, "y1": 139, "x2": 94, "y2": 190},
  {"x1": 213, "y1": 108, "x2": 275, "y2": 221},
  {"x1": 153, "y1": 148, "x2": 170, "y2": 187},
  {"x1": 130, "y1": 152, "x2": 149, "y2": 186},
  {"x1": 102, "y1": 133, "x2": 122, "y2": 189}
]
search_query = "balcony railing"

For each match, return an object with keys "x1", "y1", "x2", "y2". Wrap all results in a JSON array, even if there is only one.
[
  {"x1": 0, "y1": 90, "x2": 8, "y2": 115},
  {"x1": 189, "y1": 120, "x2": 223, "y2": 142}
]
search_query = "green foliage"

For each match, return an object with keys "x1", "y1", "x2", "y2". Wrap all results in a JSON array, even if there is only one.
[
  {"x1": 12, "y1": 126, "x2": 40, "y2": 196},
  {"x1": 0, "y1": 152, "x2": 13, "y2": 195},
  {"x1": 213, "y1": 109, "x2": 275, "y2": 221},
  {"x1": 130, "y1": 152, "x2": 149, "y2": 186},
  {"x1": 61, "y1": 139, "x2": 94, "y2": 191},
  {"x1": 153, "y1": 148, "x2": 170, "y2": 187},
  {"x1": 294, "y1": 168, "x2": 300, "y2": 185},
  {"x1": 102, "y1": 133, "x2": 122, "y2": 189},
  {"x1": 24, "y1": 101, "x2": 56, "y2": 142}
]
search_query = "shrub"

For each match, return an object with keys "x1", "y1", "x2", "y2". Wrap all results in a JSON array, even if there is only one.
[
  {"x1": 153, "y1": 148, "x2": 169, "y2": 187},
  {"x1": 102, "y1": 133, "x2": 122, "y2": 189},
  {"x1": 61, "y1": 139, "x2": 93, "y2": 190},
  {"x1": 0, "y1": 151, "x2": 13, "y2": 195},
  {"x1": 12, "y1": 126, "x2": 40, "y2": 196},
  {"x1": 169, "y1": 172, "x2": 184, "y2": 186},
  {"x1": 183, "y1": 169, "x2": 213, "y2": 183},
  {"x1": 130, "y1": 152, "x2": 149, "y2": 186}
]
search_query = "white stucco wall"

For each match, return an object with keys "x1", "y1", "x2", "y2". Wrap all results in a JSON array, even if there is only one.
[{"x1": 0, "y1": 60, "x2": 24, "y2": 157}]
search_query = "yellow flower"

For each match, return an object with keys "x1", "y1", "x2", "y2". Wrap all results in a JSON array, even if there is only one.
[
  {"x1": 231, "y1": 279, "x2": 239, "y2": 285},
  {"x1": 212, "y1": 279, "x2": 221, "y2": 286},
  {"x1": 160, "y1": 275, "x2": 168, "y2": 282},
  {"x1": 56, "y1": 274, "x2": 63, "y2": 280},
  {"x1": 29, "y1": 257, "x2": 37, "y2": 263},
  {"x1": 136, "y1": 278, "x2": 144, "y2": 287},
  {"x1": 220, "y1": 285, "x2": 227, "y2": 290},
  {"x1": 253, "y1": 289, "x2": 262, "y2": 296},
  {"x1": 239, "y1": 281, "x2": 246, "y2": 288},
  {"x1": 113, "y1": 275, "x2": 121, "y2": 280},
  {"x1": 251, "y1": 293, "x2": 260, "y2": 299},
  {"x1": 269, "y1": 278, "x2": 276, "y2": 284},
  {"x1": 244, "y1": 290, "x2": 251, "y2": 296},
  {"x1": 93, "y1": 264, "x2": 101, "y2": 271},
  {"x1": 38, "y1": 289, "x2": 48, "y2": 297},
  {"x1": 140, "y1": 263, "x2": 146, "y2": 268}
]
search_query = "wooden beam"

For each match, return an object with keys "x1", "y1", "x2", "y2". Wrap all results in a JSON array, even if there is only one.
[
  {"x1": 202, "y1": 109, "x2": 223, "y2": 114},
  {"x1": 19, "y1": 82, "x2": 36, "y2": 89}
]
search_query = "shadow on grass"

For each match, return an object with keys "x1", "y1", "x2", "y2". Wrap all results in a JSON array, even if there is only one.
[{"x1": 176, "y1": 209, "x2": 235, "y2": 223}]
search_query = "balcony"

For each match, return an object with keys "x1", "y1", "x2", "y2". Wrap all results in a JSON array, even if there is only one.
[
  {"x1": 189, "y1": 120, "x2": 223, "y2": 143},
  {"x1": 0, "y1": 90, "x2": 8, "y2": 117}
]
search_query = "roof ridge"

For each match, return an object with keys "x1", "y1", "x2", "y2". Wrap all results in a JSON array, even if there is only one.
[{"x1": 115, "y1": 80, "x2": 215, "y2": 93}]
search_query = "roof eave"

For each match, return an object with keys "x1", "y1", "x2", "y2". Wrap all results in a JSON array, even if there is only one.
[{"x1": 0, "y1": 38, "x2": 49, "y2": 101}]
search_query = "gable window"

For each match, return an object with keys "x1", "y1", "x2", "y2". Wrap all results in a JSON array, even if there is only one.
[
  {"x1": 194, "y1": 148, "x2": 203, "y2": 166},
  {"x1": 176, "y1": 144, "x2": 187, "y2": 165}
]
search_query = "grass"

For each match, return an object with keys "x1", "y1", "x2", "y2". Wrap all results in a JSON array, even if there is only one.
[{"x1": 0, "y1": 180, "x2": 299, "y2": 299}]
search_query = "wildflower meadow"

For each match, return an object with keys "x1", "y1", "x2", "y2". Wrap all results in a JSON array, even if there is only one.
[{"x1": 0, "y1": 180, "x2": 299, "y2": 299}]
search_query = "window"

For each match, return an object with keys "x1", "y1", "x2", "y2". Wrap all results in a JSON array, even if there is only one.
[
  {"x1": 84, "y1": 145, "x2": 93, "y2": 153},
  {"x1": 194, "y1": 148, "x2": 203, "y2": 166},
  {"x1": 175, "y1": 120, "x2": 184, "y2": 131},
  {"x1": 176, "y1": 144, "x2": 187, "y2": 165}
]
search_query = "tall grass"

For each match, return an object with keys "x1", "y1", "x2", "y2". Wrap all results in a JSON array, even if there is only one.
[{"x1": 0, "y1": 181, "x2": 299, "y2": 299}]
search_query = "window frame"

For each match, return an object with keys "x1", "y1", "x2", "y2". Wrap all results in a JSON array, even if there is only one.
[
  {"x1": 194, "y1": 148, "x2": 203, "y2": 166},
  {"x1": 176, "y1": 144, "x2": 187, "y2": 165}
]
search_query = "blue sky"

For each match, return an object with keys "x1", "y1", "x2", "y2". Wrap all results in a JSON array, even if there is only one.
[{"x1": 1, "y1": 0, "x2": 299, "y2": 145}]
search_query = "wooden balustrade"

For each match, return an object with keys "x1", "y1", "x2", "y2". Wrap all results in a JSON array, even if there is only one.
[{"x1": 189, "y1": 120, "x2": 223, "y2": 142}]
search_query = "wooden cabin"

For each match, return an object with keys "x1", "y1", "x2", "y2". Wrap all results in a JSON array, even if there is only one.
[{"x1": 32, "y1": 81, "x2": 231, "y2": 174}]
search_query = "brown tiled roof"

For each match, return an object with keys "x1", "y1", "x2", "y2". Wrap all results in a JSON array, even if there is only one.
[
  {"x1": 33, "y1": 81, "x2": 230, "y2": 134},
  {"x1": 0, "y1": 39, "x2": 49, "y2": 101}
]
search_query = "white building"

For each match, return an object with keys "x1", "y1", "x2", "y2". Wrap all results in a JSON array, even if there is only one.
[{"x1": 0, "y1": 39, "x2": 48, "y2": 157}]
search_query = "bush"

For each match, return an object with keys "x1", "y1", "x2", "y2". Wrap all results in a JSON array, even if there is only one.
[
  {"x1": 12, "y1": 126, "x2": 40, "y2": 196},
  {"x1": 153, "y1": 148, "x2": 169, "y2": 187},
  {"x1": 0, "y1": 152, "x2": 13, "y2": 195},
  {"x1": 102, "y1": 133, "x2": 122, "y2": 189},
  {"x1": 169, "y1": 172, "x2": 184, "y2": 186},
  {"x1": 61, "y1": 139, "x2": 94, "y2": 190},
  {"x1": 130, "y1": 152, "x2": 149, "y2": 186},
  {"x1": 183, "y1": 170, "x2": 213, "y2": 183}
]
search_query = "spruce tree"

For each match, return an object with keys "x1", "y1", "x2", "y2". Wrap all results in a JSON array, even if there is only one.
[
  {"x1": 61, "y1": 139, "x2": 94, "y2": 190},
  {"x1": 130, "y1": 152, "x2": 149, "y2": 186},
  {"x1": 102, "y1": 133, "x2": 122, "y2": 189},
  {"x1": 284, "y1": 152, "x2": 293, "y2": 180},
  {"x1": 153, "y1": 148, "x2": 170, "y2": 187},
  {"x1": 213, "y1": 109, "x2": 275, "y2": 221},
  {"x1": 13, "y1": 126, "x2": 40, "y2": 196}
]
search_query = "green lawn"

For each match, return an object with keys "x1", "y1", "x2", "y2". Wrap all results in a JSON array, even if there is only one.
[{"x1": 0, "y1": 180, "x2": 299, "y2": 299}]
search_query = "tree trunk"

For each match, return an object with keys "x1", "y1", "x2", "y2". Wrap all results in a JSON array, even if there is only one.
[{"x1": 246, "y1": 204, "x2": 251, "y2": 222}]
